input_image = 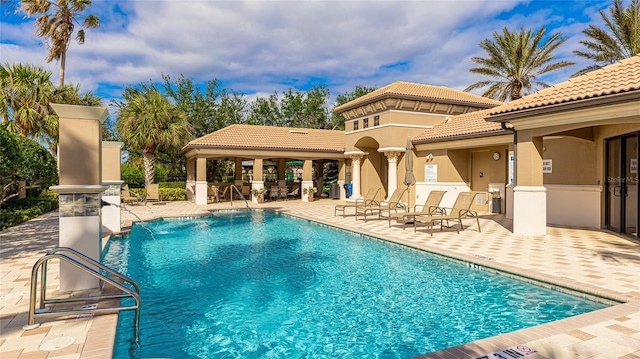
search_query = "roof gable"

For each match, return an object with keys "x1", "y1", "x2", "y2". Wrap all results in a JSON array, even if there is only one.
[
  {"x1": 334, "y1": 81, "x2": 503, "y2": 114},
  {"x1": 413, "y1": 109, "x2": 506, "y2": 143}
]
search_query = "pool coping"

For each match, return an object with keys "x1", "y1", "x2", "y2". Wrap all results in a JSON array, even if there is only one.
[{"x1": 101, "y1": 207, "x2": 640, "y2": 359}]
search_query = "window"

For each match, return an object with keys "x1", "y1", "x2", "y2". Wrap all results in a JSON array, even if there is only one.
[
  {"x1": 353, "y1": 121, "x2": 359, "y2": 131},
  {"x1": 374, "y1": 115, "x2": 379, "y2": 126},
  {"x1": 363, "y1": 118, "x2": 369, "y2": 128}
]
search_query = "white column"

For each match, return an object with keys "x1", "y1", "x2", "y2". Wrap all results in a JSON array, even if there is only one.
[
  {"x1": 350, "y1": 155, "x2": 363, "y2": 199},
  {"x1": 384, "y1": 151, "x2": 401, "y2": 201},
  {"x1": 102, "y1": 180, "x2": 123, "y2": 234},
  {"x1": 251, "y1": 180, "x2": 265, "y2": 204},
  {"x1": 513, "y1": 186, "x2": 547, "y2": 236}
]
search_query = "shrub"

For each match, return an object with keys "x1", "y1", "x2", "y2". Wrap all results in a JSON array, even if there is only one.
[
  {"x1": 159, "y1": 182, "x2": 186, "y2": 189},
  {"x1": 0, "y1": 196, "x2": 58, "y2": 230},
  {"x1": 160, "y1": 188, "x2": 186, "y2": 201},
  {"x1": 0, "y1": 128, "x2": 57, "y2": 204}
]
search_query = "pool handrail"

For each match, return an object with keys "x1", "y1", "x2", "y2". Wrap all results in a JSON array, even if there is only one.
[
  {"x1": 230, "y1": 184, "x2": 250, "y2": 209},
  {"x1": 24, "y1": 247, "x2": 141, "y2": 345}
]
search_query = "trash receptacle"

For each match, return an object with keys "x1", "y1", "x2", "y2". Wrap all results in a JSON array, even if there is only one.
[
  {"x1": 491, "y1": 196, "x2": 501, "y2": 213},
  {"x1": 330, "y1": 184, "x2": 340, "y2": 199}
]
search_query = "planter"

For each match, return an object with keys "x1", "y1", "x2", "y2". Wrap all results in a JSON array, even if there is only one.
[{"x1": 308, "y1": 196, "x2": 313, "y2": 202}]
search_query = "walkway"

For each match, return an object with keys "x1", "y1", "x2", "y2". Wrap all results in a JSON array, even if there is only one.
[{"x1": 1, "y1": 199, "x2": 639, "y2": 358}]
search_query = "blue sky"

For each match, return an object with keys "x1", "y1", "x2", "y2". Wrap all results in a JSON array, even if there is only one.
[{"x1": 0, "y1": 0, "x2": 615, "y2": 107}]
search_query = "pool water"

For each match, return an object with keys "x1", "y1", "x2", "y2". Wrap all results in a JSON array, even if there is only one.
[{"x1": 103, "y1": 210, "x2": 607, "y2": 358}]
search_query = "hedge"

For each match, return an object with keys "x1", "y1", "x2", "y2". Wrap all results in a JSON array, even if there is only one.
[{"x1": 0, "y1": 196, "x2": 59, "y2": 230}]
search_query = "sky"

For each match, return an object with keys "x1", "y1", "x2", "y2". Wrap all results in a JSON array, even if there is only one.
[{"x1": 0, "y1": 0, "x2": 616, "y2": 108}]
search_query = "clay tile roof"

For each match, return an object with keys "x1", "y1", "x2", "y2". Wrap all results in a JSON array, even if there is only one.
[
  {"x1": 334, "y1": 81, "x2": 503, "y2": 113},
  {"x1": 413, "y1": 108, "x2": 506, "y2": 143},
  {"x1": 490, "y1": 55, "x2": 640, "y2": 116},
  {"x1": 183, "y1": 124, "x2": 345, "y2": 152}
]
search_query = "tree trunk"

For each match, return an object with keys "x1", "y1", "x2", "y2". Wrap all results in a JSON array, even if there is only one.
[
  {"x1": 59, "y1": 50, "x2": 66, "y2": 88},
  {"x1": 143, "y1": 146, "x2": 156, "y2": 188}
]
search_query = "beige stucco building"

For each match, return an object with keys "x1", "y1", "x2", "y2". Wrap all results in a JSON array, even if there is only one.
[{"x1": 184, "y1": 55, "x2": 640, "y2": 238}]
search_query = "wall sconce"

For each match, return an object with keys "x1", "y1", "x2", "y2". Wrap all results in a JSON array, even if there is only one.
[{"x1": 426, "y1": 153, "x2": 433, "y2": 160}]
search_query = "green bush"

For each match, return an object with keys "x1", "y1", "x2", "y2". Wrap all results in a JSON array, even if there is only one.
[
  {"x1": 121, "y1": 163, "x2": 145, "y2": 188},
  {"x1": 129, "y1": 187, "x2": 186, "y2": 201},
  {"x1": 160, "y1": 188, "x2": 186, "y2": 201},
  {"x1": 159, "y1": 182, "x2": 186, "y2": 189},
  {"x1": 0, "y1": 196, "x2": 59, "y2": 230}
]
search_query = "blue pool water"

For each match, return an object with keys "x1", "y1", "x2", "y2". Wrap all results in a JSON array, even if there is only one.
[{"x1": 103, "y1": 210, "x2": 607, "y2": 358}]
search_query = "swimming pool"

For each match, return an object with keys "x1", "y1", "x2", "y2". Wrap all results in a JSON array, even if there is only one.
[{"x1": 103, "y1": 210, "x2": 607, "y2": 358}]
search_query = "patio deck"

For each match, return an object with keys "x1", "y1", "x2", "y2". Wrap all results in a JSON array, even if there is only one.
[{"x1": 1, "y1": 199, "x2": 639, "y2": 358}]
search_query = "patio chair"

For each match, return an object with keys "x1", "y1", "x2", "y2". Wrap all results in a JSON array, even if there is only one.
[
  {"x1": 334, "y1": 187, "x2": 380, "y2": 217},
  {"x1": 355, "y1": 187, "x2": 408, "y2": 222},
  {"x1": 145, "y1": 183, "x2": 161, "y2": 204},
  {"x1": 208, "y1": 184, "x2": 219, "y2": 203},
  {"x1": 389, "y1": 190, "x2": 446, "y2": 228},
  {"x1": 241, "y1": 185, "x2": 251, "y2": 200},
  {"x1": 121, "y1": 184, "x2": 142, "y2": 204},
  {"x1": 269, "y1": 185, "x2": 280, "y2": 201},
  {"x1": 278, "y1": 186, "x2": 288, "y2": 200},
  {"x1": 219, "y1": 185, "x2": 229, "y2": 202},
  {"x1": 413, "y1": 191, "x2": 480, "y2": 235},
  {"x1": 287, "y1": 186, "x2": 300, "y2": 200}
]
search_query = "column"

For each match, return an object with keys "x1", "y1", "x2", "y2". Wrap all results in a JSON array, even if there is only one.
[
  {"x1": 315, "y1": 161, "x2": 324, "y2": 196},
  {"x1": 384, "y1": 151, "x2": 401, "y2": 201},
  {"x1": 513, "y1": 130, "x2": 546, "y2": 236},
  {"x1": 186, "y1": 158, "x2": 195, "y2": 201},
  {"x1": 338, "y1": 159, "x2": 346, "y2": 200},
  {"x1": 195, "y1": 157, "x2": 207, "y2": 205},
  {"x1": 302, "y1": 159, "x2": 314, "y2": 202},
  {"x1": 234, "y1": 158, "x2": 244, "y2": 188},
  {"x1": 350, "y1": 154, "x2": 363, "y2": 200},
  {"x1": 278, "y1": 158, "x2": 287, "y2": 187},
  {"x1": 50, "y1": 104, "x2": 108, "y2": 292},
  {"x1": 101, "y1": 141, "x2": 124, "y2": 234},
  {"x1": 251, "y1": 158, "x2": 264, "y2": 204}
]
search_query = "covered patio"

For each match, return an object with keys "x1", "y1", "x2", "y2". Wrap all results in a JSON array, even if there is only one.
[{"x1": 181, "y1": 124, "x2": 348, "y2": 204}]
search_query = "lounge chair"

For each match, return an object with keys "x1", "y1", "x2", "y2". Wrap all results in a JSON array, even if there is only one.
[
  {"x1": 241, "y1": 185, "x2": 251, "y2": 199},
  {"x1": 121, "y1": 184, "x2": 141, "y2": 204},
  {"x1": 334, "y1": 187, "x2": 380, "y2": 217},
  {"x1": 389, "y1": 190, "x2": 446, "y2": 228},
  {"x1": 287, "y1": 186, "x2": 300, "y2": 200},
  {"x1": 145, "y1": 183, "x2": 161, "y2": 204},
  {"x1": 355, "y1": 187, "x2": 408, "y2": 222},
  {"x1": 413, "y1": 191, "x2": 481, "y2": 235}
]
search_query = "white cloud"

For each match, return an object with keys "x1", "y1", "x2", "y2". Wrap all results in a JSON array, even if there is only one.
[{"x1": 0, "y1": 0, "x2": 615, "y2": 103}]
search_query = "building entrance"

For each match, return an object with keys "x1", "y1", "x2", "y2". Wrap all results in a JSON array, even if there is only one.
[{"x1": 605, "y1": 132, "x2": 639, "y2": 238}]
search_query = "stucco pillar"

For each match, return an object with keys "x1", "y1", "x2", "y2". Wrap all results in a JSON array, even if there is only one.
[
  {"x1": 383, "y1": 151, "x2": 401, "y2": 201},
  {"x1": 101, "y1": 141, "x2": 123, "y2": 234},
  {"x1": 302, "y1": 159, "x2": 314, "y2": 202},
  {"x1": 315, "y1": 161, "x2": 324, "y2": 196},
  {"x1": 50, "y1": 104, "x2": 108, "y2": 292},
  {"x1": 278, "y1": 158, "x2": 287, "y2": 187},
  {"x1": 251, "y1": 158, "x2": 264, "y2": 204},
  {"x1": 195, "y1": 157, "x2": 207, "y2": 205},
  {"x1": 234, "y1": 158, "x2": 244, "y2": 188},
  {"x1": 513, "y1": 131, "x2": 546, "y2": 236},
  {"x1": 186, "y1": 158, "x2": 196, "y2": 201},
  {"x1": 338, "y1": 159, "x2": 346, "y2": 200},
  {"x1": 350, "y1": 154, "x2": 364, "y2": 200}
]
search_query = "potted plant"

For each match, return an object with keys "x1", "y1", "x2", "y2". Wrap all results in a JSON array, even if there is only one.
[
  {"x1": 251, "y1": 187, "x2": 267, "y2": 203},
  {"x1": 302, "y1": 186, "x2": 317, "y2": 201}
]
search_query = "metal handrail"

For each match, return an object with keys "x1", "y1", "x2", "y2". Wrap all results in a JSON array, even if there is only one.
[
  {"x1": 24, "y1": 247, "x2": 141, "y2": 344},
  {"x1": 230, "y1": 184, "x2": 250, "y2": 209}
]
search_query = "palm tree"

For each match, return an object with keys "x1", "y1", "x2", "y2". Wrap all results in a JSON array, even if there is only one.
[
  {"x1": 0, "y1": 62, "x2": 56, "y2": 137},
  {"x1": 19, "y1": 0, "x2": 100, "y2": 87},
  {"x1": 573, "y1": 0, "x2": 640, "y2": 76},
  {"x1": 464, "y1": 26, "x2": 575, "y2": 102},
  {"x1": 114, "y1": 84, "x2": 192, "y2": 187}
]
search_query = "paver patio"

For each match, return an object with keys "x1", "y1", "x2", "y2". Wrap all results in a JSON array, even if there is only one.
[{"x1": 1, "y1": 199, "x2": 639, "y2": 358}]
